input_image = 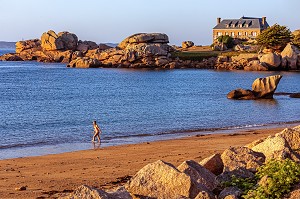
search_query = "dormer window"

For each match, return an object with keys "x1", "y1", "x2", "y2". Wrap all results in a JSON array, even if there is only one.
[
  {"x1": 225, "y1": 24, "x2": 229, "y2": 28},
  {"x1": 245, "y1": 24, "x2": 249, "y2": 28},
  {"x1": 238, "y1": 24, "x2": 243, "y2": 28},
  {"x1": 232, "y1": 24, "x2": 235, "y2": 28}
]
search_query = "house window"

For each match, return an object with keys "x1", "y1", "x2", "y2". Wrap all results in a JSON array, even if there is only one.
[
  {"x1": 238, "y1": 32, "x2": 242, "y2": 36},
  {"x1": 231, "y1": 32, "x2": 235, "y2": 37},
  {"x1": 245, "y1": 32, "x2": 248, "y2": 36},
  {"x1": 225, "y1": 32, "x2": 229, "y2": 35},
  {"x1": 253, "y1": 32, "x2": 257, "y2": 36},
  {"x1": 238, "y1": 24, "x2": 242, "y2": 28},
  {"x1": 217, "y1": 32, "x2": 222, "y2": 36}
]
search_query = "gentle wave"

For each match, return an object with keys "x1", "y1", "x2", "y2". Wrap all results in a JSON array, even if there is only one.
[{"x1": 2, "y1": 120, "x2": 299, "y2": 150}]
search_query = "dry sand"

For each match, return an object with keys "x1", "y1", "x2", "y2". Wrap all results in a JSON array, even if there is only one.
[{"x1": 0, "y1": 125, "x2": 297, "y2": 198}]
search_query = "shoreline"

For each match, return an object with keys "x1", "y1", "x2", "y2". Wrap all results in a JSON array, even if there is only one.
[
  {"x1": 0, "y1": 124, "x2": 299, "y2": 198},
  {"x1": 1, "y1": 121, "x2": 300, "y2": 160}
]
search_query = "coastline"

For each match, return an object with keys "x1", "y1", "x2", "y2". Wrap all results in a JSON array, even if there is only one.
[
  {"x1": 1, "y1": 121, "x2": 300, "y2": 160},
  {"x1": 0, "y1": 123, "x2": 299, "y2": 198}
]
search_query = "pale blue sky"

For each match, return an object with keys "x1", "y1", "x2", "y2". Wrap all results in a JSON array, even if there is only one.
[{"x1": 0, "y1": 0, "x2": 299, "y2": 45}]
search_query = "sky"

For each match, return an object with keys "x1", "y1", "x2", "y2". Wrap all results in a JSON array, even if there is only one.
[{"x1": 0, "y1": 0, "x2": 299, "y2": 45}]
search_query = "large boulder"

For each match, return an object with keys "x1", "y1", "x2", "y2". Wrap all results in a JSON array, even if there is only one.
[
  {"x1": 118, "y1": 33, "x2": 169, "y2": 49},
  {"x1": 199, "y1": 153, "x2": 224, "y2": 176},
  {"x1": 227, "y1": 89, "x2": 255, "y2": 100},
  {"x1": 60, "y1": 185, "x2": 108, "y2": 199},
  {"x1": 125, "y1": 160, "x2": 214, "y2": 199},
  {"x1": 68, "y1": 57, "x2": 102, "y2": 68},
  {"x1": 218, "y1": 187, "x2": 242, "y2": 199},
  {"x1": 182, "y1": 41, "x2": 194, "y2": 48},
  {"x1": 221, "y1": 146, "x2": 265, "y2": 172},
  {"x1": 177, "y1": 160, "x2": 219, "y2": 191},
  {"x1": 259, "y1": 52, "x2": 281, "y2": 69},
  {"x1": 0, "y1": 53, "x2": 23, "y2": 61},
  {"x1": 244, "y1": 60, "x2": 268, "y2": 71},
  {"x1": 58, "y1": 31, "x2": 78, "y2": 50},
  {"x1": 76, "y1": 40, "x2": 98, "y2": 52},
  {"x1": 251, "y1": 75, "x2": 282, "y2": 98},
  {"x1": 60, "y1": 185, "x2": 132, "y2": 199},
  {"x1": 281, "y1": 43, "x2": 300, "y2": 70},
  {"x1": 41, "y1": 30, "x2": 64, "y2": 51},
  {"x1": 275, "y1": 126, "x2": 300, "y2": 151},
  {"x1": 16, "y1": 39, "x2": 41, "y2": 53}
]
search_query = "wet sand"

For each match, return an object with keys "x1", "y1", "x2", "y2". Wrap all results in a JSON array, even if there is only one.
[{"x1": 0, "y1": 125, "x2": 296, "y2": 198}]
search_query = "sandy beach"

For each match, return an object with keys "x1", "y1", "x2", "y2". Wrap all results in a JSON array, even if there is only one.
[{"x1": 0, "y1": 125, "x2": 298, "y2": 199}]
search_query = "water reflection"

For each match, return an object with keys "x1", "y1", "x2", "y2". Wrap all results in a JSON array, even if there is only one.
[{"x1": 253, "y1": 99, "x2": 279, "y2": 107}]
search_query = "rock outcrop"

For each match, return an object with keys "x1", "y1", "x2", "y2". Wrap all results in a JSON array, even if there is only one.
[
  {"x1": 227, "y1": 75, "x2": 282, "y2": 100},
  {"x1": 63, "y1": 125, "x2": 300, "y2": 199},
  {"x1": 221, "y1": 147, "x2": 265, "y2": 173},
  {"x1": 259, "y1": 52, "x2": 281, "y2": 69},
  {"x1": 281, "y1": 43, "x2": 300, "y2": 70},
  {"x1": 177, "y1": 160, "x2": 219, "y2": 191},
  {"x1": 182, "y1": 41, "x2": 194, "y2": 48},
  {"x1": 41, "y1": 30, "x2": 65, "y2": 51},
  {"x1": 125, "y1": 160, "x2": 213, "y2": 199},
  {"x1": 199, "y1": 153, "x2": 223, "y2": 175}
]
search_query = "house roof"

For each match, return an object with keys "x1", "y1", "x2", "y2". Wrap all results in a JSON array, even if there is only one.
[{"x1": 213, "y1": 17, "x2": 269, "y2": 30}]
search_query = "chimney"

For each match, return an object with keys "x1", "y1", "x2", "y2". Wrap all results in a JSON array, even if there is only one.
[
  {"x1": 262, "y1": 16, "x2": 266, "y2": 25},
  {"x1": 217, "y1": 17, "x2": 221, "y2": 25}
]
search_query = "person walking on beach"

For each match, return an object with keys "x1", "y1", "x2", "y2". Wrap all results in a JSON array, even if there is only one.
[{"x1": 92, "y1": 120, "x2": 102, "y2": 143}]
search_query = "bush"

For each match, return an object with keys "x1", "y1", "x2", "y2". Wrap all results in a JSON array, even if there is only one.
[
  {"x1": 292, "y1": 33, "x2": 300, "y2": 48},
  {"x1": 256, "y1": 24, "x2": 292, "y2": 51},
  {"x1": 245, "y1": 159, "x2": 300, "y2": 199},
  {"x1": 217, "y1": 35, "x2": 234, "y2": 48}
]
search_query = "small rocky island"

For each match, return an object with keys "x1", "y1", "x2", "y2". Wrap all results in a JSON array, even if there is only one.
[{"x1": 1, "y1": 30, "x2": 300, "y2": 71}]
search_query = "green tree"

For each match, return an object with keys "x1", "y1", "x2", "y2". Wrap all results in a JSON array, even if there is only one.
[
  {"x1": 217, "y1": 35, "x2": 234, "y2": 48},
  {"x1": 256, "y1": 24, "x2": 292, "y2": 50},
  {"x1": 292, "y1": 33, "x2": 300, "y2": 48}
]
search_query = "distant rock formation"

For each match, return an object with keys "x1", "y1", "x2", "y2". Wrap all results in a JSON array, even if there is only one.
[
  {"x1": 182, "y1": 41, "x2": 194, "y2": 48},
  {"x1": 227, "y1": 75, "x2": 282, "y2": 100}
]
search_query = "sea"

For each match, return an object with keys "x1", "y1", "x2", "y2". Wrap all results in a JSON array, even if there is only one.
[{"x1": 0, "y1": 49, "x2": 299, "y2": 159}]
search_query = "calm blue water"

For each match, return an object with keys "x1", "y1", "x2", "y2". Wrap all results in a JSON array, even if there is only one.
[{"x1": 0, "y1": 49, "x2": 299, "y2": 159}]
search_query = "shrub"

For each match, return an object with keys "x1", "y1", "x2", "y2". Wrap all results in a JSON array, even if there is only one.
[
  {"x1": 244, "y1": 159, "x2": 300, "y2": 199},
  {"x1": 217, "y1": 35, "x2": 234, "y2": 48},
  {"x1": 292, "y1": 33, "x2": 300, "y2": 48},
  {"x1": 256, "y1": 24, "x2": 292, "y2": 51}
]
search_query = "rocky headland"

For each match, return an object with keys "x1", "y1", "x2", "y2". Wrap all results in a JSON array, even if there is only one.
[{"x1": 1, "y1": 30, "x2": 300, "y2": 70}]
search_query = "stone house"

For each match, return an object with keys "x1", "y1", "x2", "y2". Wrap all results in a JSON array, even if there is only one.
[{"x1": 212, "y1": 16, "x2": 269, "y2": 41}]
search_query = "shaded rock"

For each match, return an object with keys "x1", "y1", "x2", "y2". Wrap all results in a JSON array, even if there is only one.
[
  {"x1": 194, "y1": 191, "x2": 216, "y2": 199},
  {"x1": 182, "y1": 41, "x2": 194, "y2": 48},
  {"x1": 59, "y1": 185, "x2": 108, "y2": 199},
  {"x1": 216, "y1": 168, "x2": 255, "y2": 184},
  {"x1": 244, "y1": 60, "x2": 268, "y2": 71},
  {"x1": 177, "y1": 160, "x2": 219, "y2": 191},
  {"x1": 118, "y1": 33, "x2": 169, "y2": 49},
  {"x1": 41, "y1": 30, "x2": 64, "y2": 51},
  {"x1": 76, "y1": 40, "x2": 98, "y2": 52},
  {"x1": 221, "y1": 147, "x2": 265, "y2": 172},
  {"x1": 259, "y1": 53, "x2": 281, "y2": 68},
  {"x1": 68, "y1": 57, "x2": 101, "y2": 68},
  {"x1": 218, "y1": 187, "x2": 242, "y2": 199},
  {"x1": 125, "y1": 160, "x2": 212, "y2": 199},
  {"x1": 281, "y1": 43, "x2": 300, "y2": 70},
  {"x1": 199, "y1": 153, "x2": 223, "y2": 176},
  {"x1": 0, "y1": 53, "x2": 23, "y2": 61},
  {"x1": 217, "y1": 56, "x2": 228, "y2": 63},
  {"x1": 283, "y1": 182, "x2": 300, "y2": 199},
  {"x1": 212, "y1": 43, "x2": 227, "y2": 51},
  {"x1": 252, "y1": 75, "x2": 282, "y2": 98},
  {"x1": 231, "y1": 53, "x2": 258, "y2": 62},
  {"x1": 58, "y1": 31, "x2": 78, "y2": 50},
  {"x1": 106, "y1": 186, "x2": 132, "y2": 199},
  {"x1": 227, "y1": 89, "x2": 255, "y2": 100},
  {"x1": 99, "y1": 43, "x2": 113, "y2": 51},
  {"x1": 16, "y1": 39, "x2": 41, "y2": 53},
  {"x1": 289, "y1": 93, "x2": 300, "y2": 98},
  {"x1": 15, "y1": 186, "x2": 27, "y2": 191}
]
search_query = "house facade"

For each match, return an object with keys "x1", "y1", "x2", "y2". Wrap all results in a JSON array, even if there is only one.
[{"x1": 212, "y1": 16, "x2": 269, "y2": 41}]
